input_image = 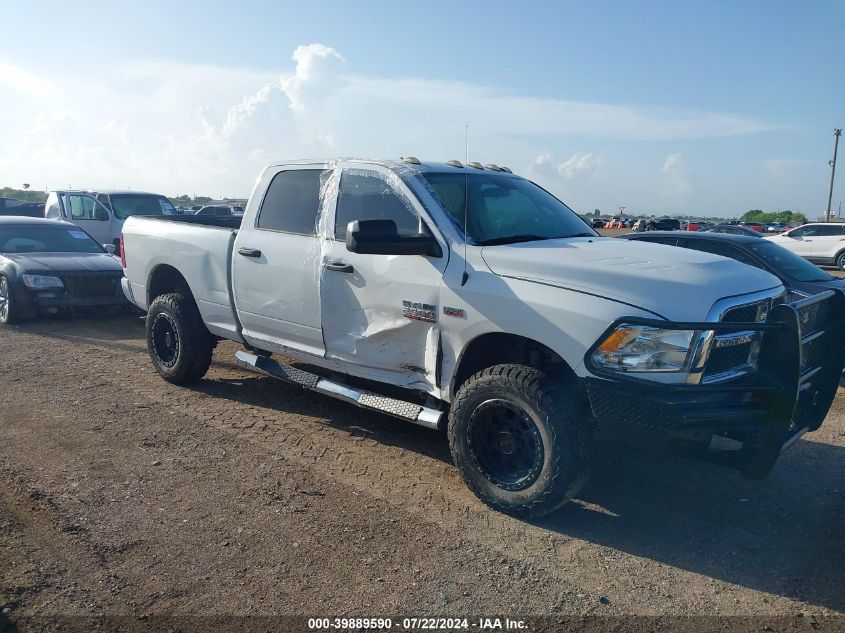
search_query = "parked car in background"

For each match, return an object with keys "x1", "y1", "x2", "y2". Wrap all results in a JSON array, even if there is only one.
[
  {"x1": 625, "y1": 230, "x2": 845, "y2": 302},
  {"x1": 698, "y1": 224, "x2": 765, "y2": 237},
  {"x1": 742, "y1": 222, "x2": 766, "y2": 232},
  {"x1": 195, "y1": 205, "x2": 245, "y2": 217},
  {"x1": 645, "y1": 217, "x2": 681, "y2": 231},
  {"x1": 44, "y1": 190, "x2": 177, "y2": 248},
  {"x1": 590, "y1": 217, "x2": 606, "y2": 229},
  {"x1": 0, "y1": 198, "x2": 45, "y2": 218},
  {"x1": 685, "y1": 221, "x2": 701, "y2": 231},
  {"x1": 631, "y1": 219, "x2": 648, "y2": 232},
  {"x1": 766, "y1": 222, "x2": 845, "y2": 270},
  {"x1": 0, "y1": 217, "x2": 126, "y2": 324}
]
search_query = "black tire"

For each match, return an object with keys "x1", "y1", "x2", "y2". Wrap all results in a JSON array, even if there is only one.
[
  {"x1": 0, "y1": 275, "x2": 19, "y2": 325},
  {"x1": 836, "y1": 251, "x2": 845, "y2": 272},
  {"x1": 448, "y1": 364, "x2": 591, "y2": 518},
  {"x1": 146, "y1": 292, "x2": 215, "y2": 384}
]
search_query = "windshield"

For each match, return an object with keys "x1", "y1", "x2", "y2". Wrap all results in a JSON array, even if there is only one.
[
  {"x1": 0, "y1": 224, "x2": 104, "y2": 254},
  {"x1": 420, "y1": 172, "x2": 596, "y2": 244},
  {"x1": 108, "y1": 194, "x2": 176, "y2": 220},
  {"x1": 748, "y1": 241, "x2": 832, "y2": 282}
]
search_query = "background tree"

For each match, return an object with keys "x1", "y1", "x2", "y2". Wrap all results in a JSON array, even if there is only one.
[{"x1": 740, "y1": 209, "x2": 807, "y2": 224}]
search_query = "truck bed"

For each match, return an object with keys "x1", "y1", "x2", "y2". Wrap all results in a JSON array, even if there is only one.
[{"x1": 121, "y1": 215, "x2": 240, "y2": 340}]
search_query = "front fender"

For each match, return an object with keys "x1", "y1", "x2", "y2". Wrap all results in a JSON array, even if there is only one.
[{"x1": 439, "y1": 273, "x2": 655, "y2": 400}]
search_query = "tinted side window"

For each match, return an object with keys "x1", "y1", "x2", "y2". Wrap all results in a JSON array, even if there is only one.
[
  {"x1": 813, "y1": 225, "x2": 844, "y2": 237},
  {"x1": 686, "y1": 240, "x2": 762, "y2": 268},
  {"x1": 257, "y1": 169, "x2": 323, "y2": 234},
  {"x1": 334, "y1": 171, "x2": 422, "y2": 240}
]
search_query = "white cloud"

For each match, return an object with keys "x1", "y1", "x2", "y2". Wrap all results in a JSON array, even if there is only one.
[
  {"x1": 661, "y1": 153, "x2": 693, "y2": 200},
  {"x1": 281, "y1": 44, "x2": 346, "y2": 113},
  {"x1": 0, "y1": 43, "x2": 770, "y2": 201},
  {"x1": 763, "y1": 158, "x2": 808, "y2": 179},
  {"x1": 0, "y1": 62, "x2": 49, "y2": 97},
  {"x1": 558, "y1": 152, "x2": 602, "y2": 180}
]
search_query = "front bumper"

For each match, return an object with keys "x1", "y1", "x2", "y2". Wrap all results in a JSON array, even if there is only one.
[
  {"x1": 17, "y1": 274, "x2": 127, "y2": 315},
  {"x1": 583, "y1": 291, "x2": 845, "y2": 478}
]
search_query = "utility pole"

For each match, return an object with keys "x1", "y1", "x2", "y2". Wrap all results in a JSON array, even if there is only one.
[{"x1": 826, "y1": 128, "x2": 841, "y2": 222}]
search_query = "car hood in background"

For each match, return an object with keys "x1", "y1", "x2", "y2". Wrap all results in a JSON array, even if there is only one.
[
  {"x1": 791, "y1": 276, "x2": 845, "y2": 295},
  {"x1": 2, "y1": 252, "x2": 122, "y2": 273},
  {"x1": 481, "y1": 237, "x2": 783, "y2": 321}
]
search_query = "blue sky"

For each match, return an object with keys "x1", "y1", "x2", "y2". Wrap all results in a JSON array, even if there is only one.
[{"x1": 1, "y1": 0, "x2": 842, "y2": 217}]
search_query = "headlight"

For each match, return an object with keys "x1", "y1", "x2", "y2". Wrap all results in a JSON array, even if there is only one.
[
  {"x1": 22, "y1": 274, "x2": 64, "y2": 289},
  {"x1": 592, "y1": 324, "x2": 697, "y2": 372}
]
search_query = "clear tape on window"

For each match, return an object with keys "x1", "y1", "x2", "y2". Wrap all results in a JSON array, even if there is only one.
[{"x1": 309, "y1": 159, "x2": 442, "y2": 394}]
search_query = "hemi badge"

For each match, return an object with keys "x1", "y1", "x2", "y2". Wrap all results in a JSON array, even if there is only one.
[{"x1": 443, "y1": 306, "x2": 465, "y2": 318}]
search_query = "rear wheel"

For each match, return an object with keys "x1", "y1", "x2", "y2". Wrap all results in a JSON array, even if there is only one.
[
  {"x1": 0, "y1": 276, "x2": 19, "y2": 325},
  {"x1": 146, "y1": 292, "x2": 215, "y2": 384},
  {"x1": 448, "y1": 364, "x2": 591, "y2": 518}
]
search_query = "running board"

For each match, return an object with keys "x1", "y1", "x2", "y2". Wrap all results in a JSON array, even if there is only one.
[{"x1": 234, "y1": 351, "x2": 443, "y2": 430}]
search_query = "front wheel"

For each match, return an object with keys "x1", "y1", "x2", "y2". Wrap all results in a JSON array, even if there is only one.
[
  {"x1": 146, "y1": 292, "x2": 216, "y2": 384},
  {"x1": 835, "y1": 251, "x2": 845, "y2": 272},
  {"x1": 0, "y1": 275, "x2": 19, "y2": 325},
  {"x1": 448, "y1": 364, "x2": 591, "y2": 518}
]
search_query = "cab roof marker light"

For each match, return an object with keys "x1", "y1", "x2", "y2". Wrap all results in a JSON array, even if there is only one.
[
  {"x1": 467, "y1": 161, "x2": 484, "y2": 169},
  {"x1": 446, "y1": 160, "x2": 464, "y2": 168},
  {"x1": 500, "y1": 166, "x2": 513, "y2": 173},
  {"x1": 484, "y1": 164, "x2": 503, "y2": 171},
  {"x1": 402, "y1": 156, "x2": 421, "y2": 165}
]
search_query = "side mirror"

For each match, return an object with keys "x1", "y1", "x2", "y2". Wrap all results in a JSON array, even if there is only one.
[
  {"x1": 103, "y1": 243, "x2": 116, "y2": 255},
  {"x1": 346, "y1": 219, "x2": 441, "y2": 257}
]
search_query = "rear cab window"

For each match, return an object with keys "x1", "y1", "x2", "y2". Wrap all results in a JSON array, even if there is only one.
[{"x1": 257, "y1": 169, "x2": 324, "y2": 234}]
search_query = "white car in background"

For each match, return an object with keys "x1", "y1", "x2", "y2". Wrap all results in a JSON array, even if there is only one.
[
  {"x1": 766, "y1": 222, "x2": 845, "y2": 270},
  {"x1": 44, "y1": 190, "x2": 177, "y2": 249}
]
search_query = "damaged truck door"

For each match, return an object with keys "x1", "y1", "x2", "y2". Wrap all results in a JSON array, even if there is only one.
[{"x1": 320, "y1": 167, "x2": 448, "y2": 392}]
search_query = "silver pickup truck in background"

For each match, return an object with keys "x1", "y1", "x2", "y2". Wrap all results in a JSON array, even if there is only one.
[
  {"x1": 120, "y1": 158, "x2": 845, "y2": 517},
  {"x1": 45, "y1": 189, "x2": 177, "y2": 249}
]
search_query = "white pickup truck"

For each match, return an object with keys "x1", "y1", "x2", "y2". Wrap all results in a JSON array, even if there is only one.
[{"x1": 121, "y1": 158, "x2": 845, "y2": 517}]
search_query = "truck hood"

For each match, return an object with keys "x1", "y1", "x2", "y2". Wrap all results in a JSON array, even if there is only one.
[
  {"x1": 480, "y1": 237, "x2": 783, "y2": 321},
  {"x1": 2, "y1": 252, "x2": 122, "y2": 273}
]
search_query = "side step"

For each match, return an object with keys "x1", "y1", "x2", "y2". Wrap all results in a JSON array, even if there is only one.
[{"x1": 234, "y1": 351, "x2": 444, "y2": 430}]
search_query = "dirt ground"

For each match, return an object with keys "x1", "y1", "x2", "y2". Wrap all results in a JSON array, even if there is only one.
[{"x1": 0, "y1": 309, "x2": 844, "y2": 631}]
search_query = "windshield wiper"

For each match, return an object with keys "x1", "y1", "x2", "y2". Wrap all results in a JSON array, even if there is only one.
[
  {"x1": 567, "y1": 232, "x2": 596, "y2": 238},
  {"x1": 477, "y1": 234, "x2": 555, "y2": 246}
]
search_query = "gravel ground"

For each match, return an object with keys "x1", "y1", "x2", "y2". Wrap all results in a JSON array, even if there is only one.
[{"x1": 0, "y1": 309, "x2": 843, "y2": 631}]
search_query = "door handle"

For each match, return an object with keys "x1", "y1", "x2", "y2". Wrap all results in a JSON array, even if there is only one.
[
  {"x1": 237, "y1": 246, "x2": 262, "y2": 258},
  {"x1": 324, "y1": 259, "x2": 354, "y2": 273}
]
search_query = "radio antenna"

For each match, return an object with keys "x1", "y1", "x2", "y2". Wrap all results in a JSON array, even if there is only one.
[{"x1": 461, "y1": 124, "x2": 469, "y2": 286}]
